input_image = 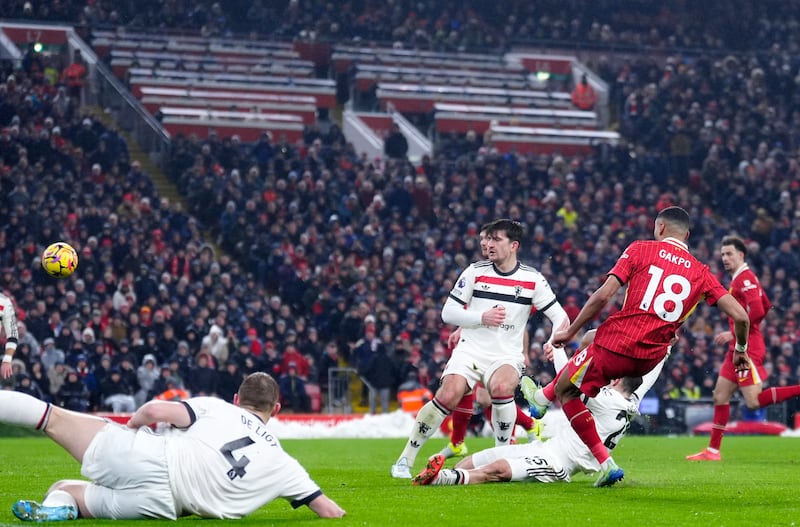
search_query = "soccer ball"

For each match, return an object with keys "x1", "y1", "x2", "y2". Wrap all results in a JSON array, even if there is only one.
[{"x1": 41, "y1": 242, "x2": 79, "y2": 278}]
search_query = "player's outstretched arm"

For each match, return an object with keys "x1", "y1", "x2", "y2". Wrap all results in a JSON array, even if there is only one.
[
  {"x1": 308, "y1": 494, "x2": 346, "y2": 518},
  {"x1": 553, "y1": 276, "x2": 620, "y2": 347},
  {"x1": 127, "y1": 400, "x2": 192, "y2": 429}
]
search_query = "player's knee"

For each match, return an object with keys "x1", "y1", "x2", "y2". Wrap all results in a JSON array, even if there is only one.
[{"x1": 743, "y1": 398, "x2": 760, "y2": 410}]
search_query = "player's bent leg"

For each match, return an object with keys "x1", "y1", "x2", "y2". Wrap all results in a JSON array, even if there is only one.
[
  {"x1": 43, "y1": 407, "x2": 110, "y2": 464},
  {"x1": 13, "y1": 485, "x2": 84, "y2": 522},
  {"x1": 46, "y1": 481, "x2": 93, "y2": 519}
]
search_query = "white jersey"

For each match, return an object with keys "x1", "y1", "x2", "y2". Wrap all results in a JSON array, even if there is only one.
[
  {"x1": 471, "y1": 352, "x2": 666, "y2": 483},
  {"x1": 163, "y1": 397, "x2": 320, "y2": 518},
  {"x1": 446, "y1": 260, "x2": 558, "y2": 359},
  {"x1": 0, "y1": 293, "x2": 19, "y2": 352},
  {"x1": 540, "y1": 387, "x2": 640, "y2": 476}
]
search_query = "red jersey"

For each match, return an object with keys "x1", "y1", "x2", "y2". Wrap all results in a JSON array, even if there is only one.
[
  {"x1": 727, "y1": 264, "x2": 770, "y2": 361},
  {"x1": 594, "y1": 237, "x2": 729, "y2": 360}
]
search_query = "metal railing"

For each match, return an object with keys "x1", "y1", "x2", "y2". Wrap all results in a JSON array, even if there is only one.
[
  {"x1": 326, "y1": 367, "x2": 358, "y2": 414},
  {"x1": 91, "y1": 61, "x2": 172, "y2": 170}
]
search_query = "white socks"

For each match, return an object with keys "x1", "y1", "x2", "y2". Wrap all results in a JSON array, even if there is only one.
[
  {"x1": 0, "y1": 392, "x2": 51, "y2": 430},
  {"x1": 398, "y1": 400, "x2": 449, "y2": 466},
  {"x1": 435, "y1": 469, "x2": 470, "y2": 485},
  {"x1": 43, "y1": 490, "x2": 77, "y2": 510},
  {"x1": 491, "y1": 397, "x2": 515, "y2": 446}
]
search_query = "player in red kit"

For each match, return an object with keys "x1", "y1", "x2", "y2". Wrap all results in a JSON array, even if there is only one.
[
  {"x1": 687, "y1": 236, "x2": 800, "y2": 461},
  {"x1": 522, "y1": 206, "x2": 750, "y2": 487}
]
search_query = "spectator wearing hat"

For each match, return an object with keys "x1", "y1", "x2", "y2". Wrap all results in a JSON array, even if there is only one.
[
  {"x1": 114, "y1": 339, "x2": 136, "y2": 367},
  {"x1": 167, "y1": 340, "x2": 195, "y2": 380},
  {"x1": 16, "y1": 321, "x2": 40, "y2": 361},
  {"x1": 56, "y1": 369, "x2": 90, "y2": 412},
  {"x1": 47, "y1": 360, "x2": 69, "y2": 398},
  {"x1": 202, "y1": 324, "x2": 229, "y2": 366},
  {"x1": 98, "y1": 367, "x2": 136, "y2": 413},
  {"x1": 227, "y1": 340, "x2": 261, "y2": 375},
  {"x1": 241, "y1": 327, "x2": 261, "y2": 357},
  {"x1": 135, "y1": 353, "x2": 160, "y2": 407},
  {"x1": 15, "y1": 371, "x2": 46, "y2": 401}
]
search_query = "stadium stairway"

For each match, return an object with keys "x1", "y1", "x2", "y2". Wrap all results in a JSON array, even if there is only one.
[{"x1": 86, "y1": 107, "x2": 224, "y2": 256}]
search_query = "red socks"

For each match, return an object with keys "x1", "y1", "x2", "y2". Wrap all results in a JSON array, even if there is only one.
[
  {"x1": 515, "y1": 405, "x2": 534, "y2": 430},
  {"x1": 450, "y1": 392, "x2": 475, "y2": 445},
  {"x1": 757, "y1": 386, "x2": 800, "y2": 406},
  {"x1": 562, "y1": 398, "x2": 608, "y2": 464},
  {"x1": 708, "y1": 403, "x2": 730, "y2": 451}
]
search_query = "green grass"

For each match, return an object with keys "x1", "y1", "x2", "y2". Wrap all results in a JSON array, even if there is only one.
[{"x1": 1, "y1": 435, "x2": 799, "y2": 526}]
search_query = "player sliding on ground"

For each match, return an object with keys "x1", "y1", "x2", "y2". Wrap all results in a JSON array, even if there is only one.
[
  {"x1": 413, "y1": 330, "x2": 666, "y2": 486},
  {"x1": 1, "y1": 372, "x2": 345, "y2": 521}
]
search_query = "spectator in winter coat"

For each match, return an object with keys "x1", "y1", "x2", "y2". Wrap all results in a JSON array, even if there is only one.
[
  {"x1": 135, "y1": 353, "x2": 160, "y2": 407},
  {"x1": 279, "y1": 362, "x2": 311, "y2": 412},
  {"x1": 187, "y1": 351, "x2": 218, "y2": 396}
]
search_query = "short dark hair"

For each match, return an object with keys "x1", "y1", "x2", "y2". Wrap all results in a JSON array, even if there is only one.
[
  {"x1": 485, "y1": 219, "x2": 524, "y2": 244},
  {"x1": 620, "y1": 376, "x2": 643, "y2": 395},
  {"x1": 721, "y1": 235, "x2": 747, "y2": 256},
  {"x1": 237, "y1": 372, "x2": 279, "y2": 412},
  {"x1": 656, "y1": 206, "x2": 691, "y2": 232}
]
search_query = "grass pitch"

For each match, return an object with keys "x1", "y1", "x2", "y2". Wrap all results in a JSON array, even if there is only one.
[{"x1": 0, "y1": 434, "x2": 798, "y2": 526}]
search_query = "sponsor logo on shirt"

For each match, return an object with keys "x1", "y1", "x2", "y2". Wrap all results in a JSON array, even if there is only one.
[{"x1": 741, "y1": 279, "x2": 758, "y2": 292}]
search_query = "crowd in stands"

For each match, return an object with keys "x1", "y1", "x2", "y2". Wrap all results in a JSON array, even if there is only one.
[
  {"x1": 2, "y1": 2, "x2": 800, "y2": 428},
  {"x1": 5, "y1": 0, "x2": 800, "y2": 54}
]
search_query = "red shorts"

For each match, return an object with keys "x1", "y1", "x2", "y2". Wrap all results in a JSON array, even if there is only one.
[
  {"x1": 565, "y1": 343, "x2": 665, "y2": 398},
  {"x1": 718, "y1": 350, "x2": 766, "y2": 387}
]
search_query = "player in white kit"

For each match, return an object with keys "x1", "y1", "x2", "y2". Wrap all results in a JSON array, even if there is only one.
[
  {"x1": 1, "y1": 372, "x2": 345, "y2": 521},
  {"x1": 413, "y1": 330, "x2": 668, "y2": 486},
  {"x1": 391, "y1": 219, "x2": 569, "y2": 478},
  {"x1": 0, "y1": 291, "x2": 20, "y2": 379}
]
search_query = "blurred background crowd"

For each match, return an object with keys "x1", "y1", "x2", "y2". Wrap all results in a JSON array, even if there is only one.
[{"x1": 1, "y1": 0, "x2": 800, "y2": 428}]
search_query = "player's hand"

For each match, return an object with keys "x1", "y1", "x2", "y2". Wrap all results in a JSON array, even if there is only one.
[
  {"x1": 551, "y1": 329, "x2": 572, "y2": 348},
  {"x1": 0, "y1": 361, "x2": 11, "y2": 379},
  {"x1": 447, "y1": 327, "x2": 462, "y2": 349},
  {"x1": 542, "y1": 342, "x2": 555, "y2": 362},
  {"x1": 732, "y1": 351, "x2": 751, "y2": 373},
  {"x1": 714, "y1": 331, "x2": 734, "y2": 346},
  {"x1": 481, "y1": 305, "x2": 506, "y2": 327}
]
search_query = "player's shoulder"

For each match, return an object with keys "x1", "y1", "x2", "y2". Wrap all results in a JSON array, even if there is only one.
[
  {"x1": 518, "y1": 262, "x2": 542, "y2": 275},
  {"x1": 184, "y1": 396, "x2": 232, "y2": 413},
  {"x1": 471, "y1": 259, "x2": 493, "y2": 269}
]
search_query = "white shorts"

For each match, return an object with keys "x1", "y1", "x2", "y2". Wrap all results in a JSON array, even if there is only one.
[
  {"x1": 470, "y1": 442, "x2": 570, "y2": 483},
  {"x1": 82, "y1": 423, "x2": 178, "y2": 519},
  {"x1": 440, "y1": 348, "x2": 524, "y2": 390}
]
